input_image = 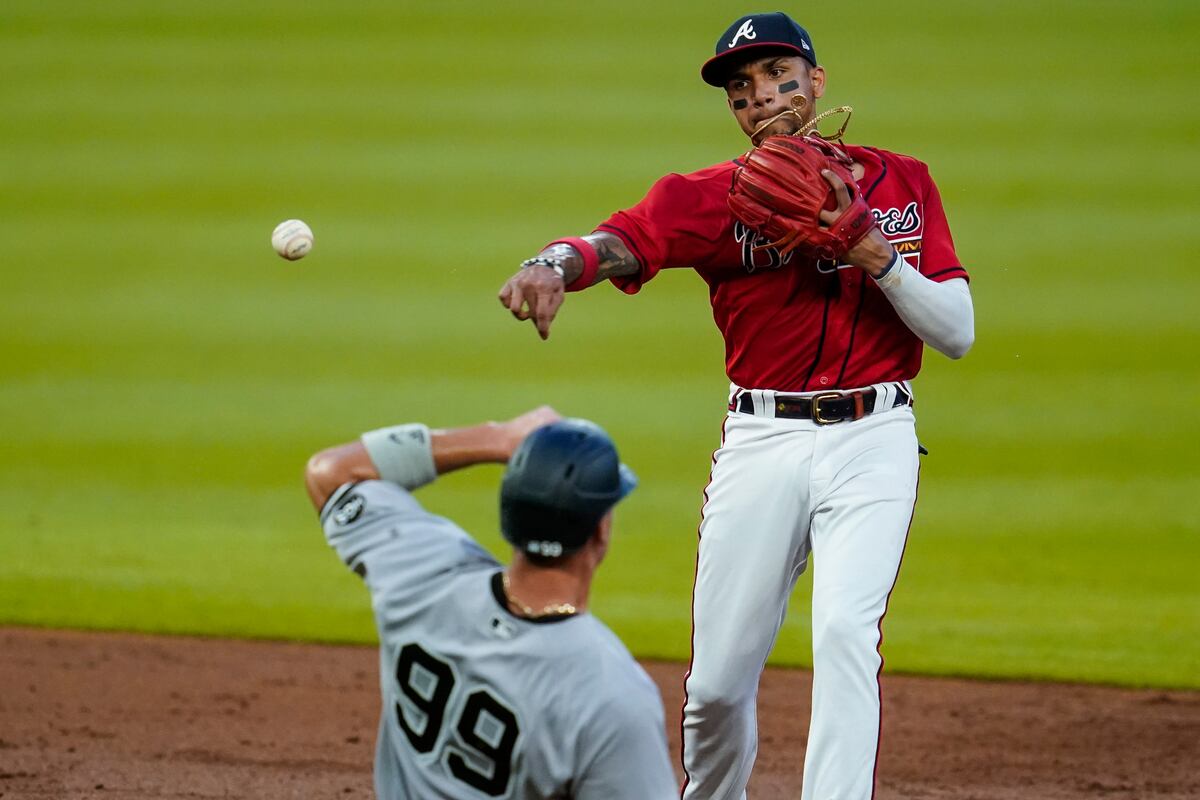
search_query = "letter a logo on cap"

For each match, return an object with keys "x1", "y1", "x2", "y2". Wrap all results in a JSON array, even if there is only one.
[{"x1": 728, "y1": 20, "x2": 756, "y2": 48}]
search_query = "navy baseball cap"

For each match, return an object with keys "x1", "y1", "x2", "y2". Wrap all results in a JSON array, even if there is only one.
[
  {"x1": 500, "y1": 419, "x2": 637, "y2": 557},
  {"x1": 701, "y1": 12, "x2": 817, "y2": 87}
]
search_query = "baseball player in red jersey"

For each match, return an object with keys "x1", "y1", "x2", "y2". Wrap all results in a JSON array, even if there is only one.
[{"x1": 498, "y1": 12, "x2": 974, "y2": 799}]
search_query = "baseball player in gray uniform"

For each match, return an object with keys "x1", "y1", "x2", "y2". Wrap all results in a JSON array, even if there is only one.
[{"x1": 304, "y1": 406, "x2": 678, "y2": 799}]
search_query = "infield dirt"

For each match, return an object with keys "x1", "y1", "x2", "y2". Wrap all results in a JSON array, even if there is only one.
[{"x1": 1, "y1": 628, "x2": 1196, "y2": 799}]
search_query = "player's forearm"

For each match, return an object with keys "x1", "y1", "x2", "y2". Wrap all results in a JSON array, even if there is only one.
[
  {"x1": 428, "y1": 423, "x2": 513, "y2": 472},
  {"x1": 874, "y1": 254, "x2": 975, "y2": 359},
  {"x1": 537, "y1": 233, "x2": 641, "y2": 289},
  {"x1": 305, "y1": 424, "x2": 508, "y2": 511}
]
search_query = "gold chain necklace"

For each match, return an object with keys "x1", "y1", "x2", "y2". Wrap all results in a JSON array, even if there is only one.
[{"x1": 502, "y1": 573, "x2": 578, "y2": 619}]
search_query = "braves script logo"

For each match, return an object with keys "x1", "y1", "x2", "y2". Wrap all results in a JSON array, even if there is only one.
[
  {"x1": 873, "y1": 201, "x2": 921, "y2": 237},
  {"x1": 728, "y1": 20, "x2": 756, "y2": 48},
  {"x1": 735, "y1": 221, "x2": 792, "y2": 273}
]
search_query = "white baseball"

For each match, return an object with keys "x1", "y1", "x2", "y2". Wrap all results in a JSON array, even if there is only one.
[{"x1": 272, "y1": 219, "x2": 313, "y2": 261}]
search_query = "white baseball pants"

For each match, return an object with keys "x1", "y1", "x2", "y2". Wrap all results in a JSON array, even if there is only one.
[{"x1": 680, "y1": 386, "x2": 919, "y2": 800}]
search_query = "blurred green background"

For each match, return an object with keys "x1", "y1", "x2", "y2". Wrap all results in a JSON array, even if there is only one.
[{"x1": 2, "y1": 0, "x2": 1197, "y2": 688}]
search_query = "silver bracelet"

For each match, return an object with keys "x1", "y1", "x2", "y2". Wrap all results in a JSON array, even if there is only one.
[{"x1": 520, "y1": 256, "x2": 565, "y2": 279}]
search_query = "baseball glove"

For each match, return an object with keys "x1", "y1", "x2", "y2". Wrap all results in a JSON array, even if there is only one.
[{"x1": 728, "y1": 133, "x2": 875, "y2": 261}]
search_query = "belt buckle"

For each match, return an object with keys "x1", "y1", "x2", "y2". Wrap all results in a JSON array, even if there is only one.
[{"x1": 810, "y1": 392, "x2": 843, "y2": 425}]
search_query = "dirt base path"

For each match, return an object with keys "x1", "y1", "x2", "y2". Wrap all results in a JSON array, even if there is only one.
[{"x1": 1, "y1": 628, "x2": 1196, "y2": 799}]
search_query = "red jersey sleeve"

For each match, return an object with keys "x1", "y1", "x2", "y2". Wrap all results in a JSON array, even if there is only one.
[
  {"x1": 916, "y1": 165, "x2": 969, "y2": 283},
  {"x1": 594, "y1": 168, "x2": 734, "y2": 295}
]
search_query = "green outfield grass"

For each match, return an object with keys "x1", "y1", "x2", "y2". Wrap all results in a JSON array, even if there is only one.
[{"x1": 2, "y1": 0, "x2": 1197, "y2": 688}]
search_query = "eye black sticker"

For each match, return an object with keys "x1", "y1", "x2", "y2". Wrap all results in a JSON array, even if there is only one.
[
  {"x1": 777, "y1": 80, "x2": 800, "y2": 93},
  {"x1": 732, "y1": 98, "x2": 749, "y2": 110}
]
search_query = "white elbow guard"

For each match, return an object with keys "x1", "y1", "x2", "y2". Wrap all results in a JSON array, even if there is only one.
[{"x1": 361, "y1": 423, "x2": 437, "y2": 490}]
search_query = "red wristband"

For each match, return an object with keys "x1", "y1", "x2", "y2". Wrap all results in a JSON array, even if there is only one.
[{"x1": 546, "y1": 237, "x2": 599, "y2": 292}]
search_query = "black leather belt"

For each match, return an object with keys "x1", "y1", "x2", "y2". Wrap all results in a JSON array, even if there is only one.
[{"x1": 729, "y1": 386, "x2": 912, "y2": 425}]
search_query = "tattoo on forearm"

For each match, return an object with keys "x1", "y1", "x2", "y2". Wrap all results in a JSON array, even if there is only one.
[
  {"x1": 584, "y1": 233, "x2": 641, "y2": 281},
  {"x1": 536, "y1": 234, "x2": 640, "y2": 287}
]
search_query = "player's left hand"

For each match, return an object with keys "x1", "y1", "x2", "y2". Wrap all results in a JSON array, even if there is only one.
[
  {"x1": 498, "y1": 265, "x2": 565, "y2": 340},
  {"x1": 819, "y1": 169, "x2": 894, "y2": 277},
  {"x1": 500, "y1": 405, "x2": 564, "y2": 458}
]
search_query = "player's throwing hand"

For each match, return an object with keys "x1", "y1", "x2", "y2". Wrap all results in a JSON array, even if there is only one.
[{"x1": 498, "y1": 263, "x2": 565, "y2": 340}]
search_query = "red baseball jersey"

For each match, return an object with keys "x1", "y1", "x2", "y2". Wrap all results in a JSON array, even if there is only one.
[{"x1": 595, "y1": 145, "x2": 968, "y2": 392}]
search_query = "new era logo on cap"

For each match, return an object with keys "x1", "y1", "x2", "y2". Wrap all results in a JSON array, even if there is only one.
[{"x1": 702, "y1": 12, "x2": 817, "y2": 86}]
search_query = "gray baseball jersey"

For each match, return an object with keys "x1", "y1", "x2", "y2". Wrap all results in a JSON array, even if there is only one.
[{"x1": 321, "y1": 480, "x2": 677, "y2": 800}]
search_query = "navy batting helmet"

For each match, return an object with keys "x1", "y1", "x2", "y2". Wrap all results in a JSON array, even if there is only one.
[{"x1": 500, "y1": 419, "x2": 637, "y2": 558}]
